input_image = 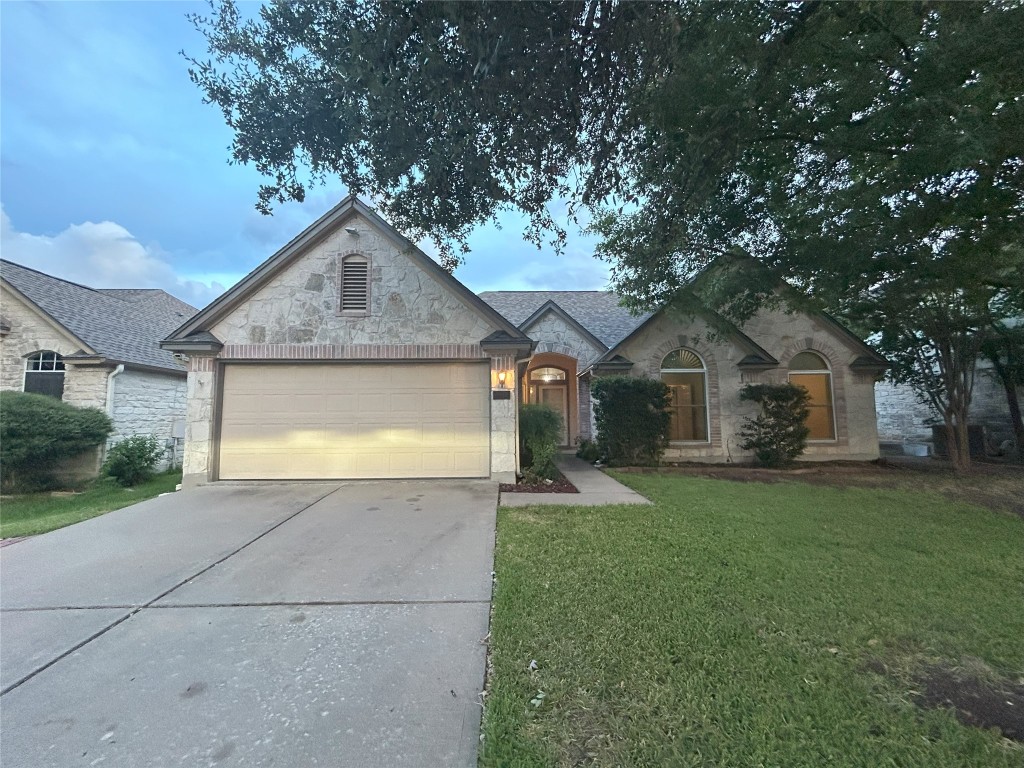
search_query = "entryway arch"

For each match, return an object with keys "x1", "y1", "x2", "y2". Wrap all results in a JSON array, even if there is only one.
[{"x1": 523, "y1": 352, "x2": 578, "y2": 447}]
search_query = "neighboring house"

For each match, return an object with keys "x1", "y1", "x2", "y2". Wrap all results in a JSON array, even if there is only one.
[
  {"x1": 480, "y1": 292, "x2": 888, "y2": 462},
  {"x1": 0, "y1": 260, "x2": 199, "y2": 471},
  {"x1": 162, "y1": 196, "x2": 888, "y2": 487}
]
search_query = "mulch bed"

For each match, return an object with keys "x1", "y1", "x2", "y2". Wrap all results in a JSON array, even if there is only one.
[
  {"x1": 913, "y1": 663, "x2": 1024, "y2": 742},
  {"x1": 500, "y1": 468, "x2": 579, "y2": 494}
]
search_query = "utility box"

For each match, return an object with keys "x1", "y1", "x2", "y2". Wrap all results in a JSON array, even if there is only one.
[{"x1": 931, "y1": 424, "x2": 986, "y2": 458}]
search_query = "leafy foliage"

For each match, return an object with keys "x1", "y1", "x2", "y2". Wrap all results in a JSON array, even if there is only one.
[
  {"x1": 591, "y1": 376, "x2": 669, "y2": 466},
  {"x1": 575, "y1": 438, "x2": 601, "y2": 463},
  {"x1": 980, "y1": 322, "x2": 1024, "y2": 461},
  {"x1": 103, "y1": 435, "x2": 164, "y2": 487},
  {"x1": 737, "y1": 383, "x2": 811, "y2": 468},
  {"x1": 0, "y1": 392, "x2": 112, "y2": 492},
  {"x1": 519, "y1": 403, "x2": 562, "y2": 481}
]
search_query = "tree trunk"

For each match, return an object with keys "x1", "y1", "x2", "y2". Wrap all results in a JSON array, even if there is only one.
[{"x1": 988, "y1": 355, "x2": 1024, "y2": 462}]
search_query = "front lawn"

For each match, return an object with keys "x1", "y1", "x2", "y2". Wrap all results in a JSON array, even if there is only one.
[
  {"x1": 0, "y1": 470, "x2": 182, "y2": 539},
  {"x1": 482, "y1": 473, "x2": 1024, "y2": 767}
]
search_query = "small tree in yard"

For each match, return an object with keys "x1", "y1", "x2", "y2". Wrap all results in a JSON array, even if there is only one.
[
  {"x1": 591, "y1": 377, "x2": 670, "y2": 466},
  {"x1": 103, "y1": 435, "x2": 164, "y2": 487},
  {"x1": 738, "y1": 383, "x2": 811, "y2": 468},
  {"x1": 0, "y1": 392, "x2": 112, "y2": 492},
  {"x1": 519, "y1": 404, "x2": 562, "y2": 482}
]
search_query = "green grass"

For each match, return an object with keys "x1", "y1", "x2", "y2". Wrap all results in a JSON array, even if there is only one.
[
  {"x1": 482, "y1": 473, "x2": 1024, "y2": 767},
  {"x1": 0, "y1": 470, "x2": 182, "y2": 539}
]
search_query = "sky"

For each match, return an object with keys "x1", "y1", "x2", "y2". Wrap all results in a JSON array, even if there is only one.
[{"x1": 0, "y1": 1, "x2": 609, "y2": 310}]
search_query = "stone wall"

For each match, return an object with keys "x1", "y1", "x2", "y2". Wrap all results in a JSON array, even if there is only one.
[
  {"x1": 876, "y1": 368, "x2": 1019, "y2": 450},
  {"x1": 522, "y1": 312, "x2": 604, "y2": 365},
  {"x1": 0, "y1": 287, "x2": 86, "y2": 393},
  {"x1": 110, "y1": 370, "x2": 188, "y2": 470},
  {"x1": 181, "y1": 357, "x2": 216, "y2": 487},
  {"x1": 212, "y1": 212, "x2": 495, "y2": 347},
  {"x1": 611, "y1": 307, "x2": 881, "y2": 463},
  {"x1": 61, "y1": 365, "x2": 110, "y2": 411}
]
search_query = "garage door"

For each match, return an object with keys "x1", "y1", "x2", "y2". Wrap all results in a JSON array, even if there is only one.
[{"x1": 218, "y1": 363, "x2": 490, "y2": 480}]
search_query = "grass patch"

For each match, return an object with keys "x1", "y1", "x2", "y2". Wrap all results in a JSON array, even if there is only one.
[
  {"x1": 0, "y1": 470, "x2": 182, "y2": 539},
  {"x1": 482, "y1": 473, "x2": 1024, "y2": 767}
]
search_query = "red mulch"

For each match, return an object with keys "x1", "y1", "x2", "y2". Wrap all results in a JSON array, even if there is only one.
[{"x1": 500, "y1": 468, "x2": 579, "y2": 494}]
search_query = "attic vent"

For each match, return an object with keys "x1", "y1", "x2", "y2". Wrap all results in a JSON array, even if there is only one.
[{"x1": 339, "y1": 255, "x2": 370, "y2": 314}]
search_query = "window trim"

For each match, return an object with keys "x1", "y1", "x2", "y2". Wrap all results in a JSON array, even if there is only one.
[
  {"x1": 660, "y1": 348, "x2": 711, "y2": 445},
  {"x1": 23, "y1": 350, "x2": 66, "y2": 399},
  {"x1": 337, "y1": 253, "x2": 371, "y2": 317},
  {"x1": 788, "y1": 351, "x2": 838, "y2": 442}
]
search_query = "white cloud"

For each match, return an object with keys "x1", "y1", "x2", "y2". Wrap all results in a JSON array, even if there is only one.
[{"x1": 0, "y1": 206, "x2": 230, "y2": 309}]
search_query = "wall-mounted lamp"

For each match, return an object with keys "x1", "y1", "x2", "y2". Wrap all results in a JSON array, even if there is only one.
[
  {"x1": 345, "y1": 227, "x2": 360, "y2": 236},
  {"x1": 497, "y1": 370, "x2": 508, "y2": 389}
]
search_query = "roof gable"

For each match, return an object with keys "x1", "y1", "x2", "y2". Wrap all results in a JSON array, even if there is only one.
[
  {"x1": 165, "y1": 196, "x2": 528, "y2": 343},
  {"x1": 518, "y1": 300, "x2": 608, "y2": 353},
  {"x1": 0, "y1": 260, "x2": 197, "y2": 372}
]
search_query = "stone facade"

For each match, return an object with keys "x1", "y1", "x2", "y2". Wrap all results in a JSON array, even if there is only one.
[
  {"x1": 876, "y1": 367, "x2": 1019, "y2": 450},
  {"x1": 0, "y1": 286, "x2": 87, "y2": 393},
  {"x1": 212, "y1": 213, "x2": 495, "y2": 347},
  {"x1": 179, "y1": 210, "x2": 523, "y2": 486},
  {"x1": 609, "y1": 307, "x2": 881, "y2": 463},
  {"x1": 110, "y1": 370, "x2": 188, "y2": 470},
  {"x1": 521, "y1": 312, "x2": 604, "y2": 365}
]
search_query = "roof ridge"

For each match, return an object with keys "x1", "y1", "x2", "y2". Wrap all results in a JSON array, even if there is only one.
[{"x1": 0, "y1": 258, "x2": 107, "y2": 296}]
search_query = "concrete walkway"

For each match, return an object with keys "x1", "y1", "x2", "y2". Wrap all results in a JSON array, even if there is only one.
[{"x1": 500, "y1": 454, "x2": 651, "y2": 507}]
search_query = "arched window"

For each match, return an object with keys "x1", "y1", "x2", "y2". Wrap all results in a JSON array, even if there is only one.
[
  {"x1": 789, "y1": 351, "x2": 835, "y2": 440},
  {"x1": 339, "y1": 254, "x2": 370, "y2": 315},
  {"x1": 661, "y1": 349, "x2": 708, "y2": 442},
  {"x1": 24, "y1": 350, "x2": 65, "y2": 399}
]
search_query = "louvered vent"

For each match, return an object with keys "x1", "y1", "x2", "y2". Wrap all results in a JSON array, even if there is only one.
[{"x1": 340, "y1": 257, "x2": 369, "y2": 312}]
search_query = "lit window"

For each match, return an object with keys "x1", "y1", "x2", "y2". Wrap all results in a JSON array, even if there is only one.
[
  {"x1": 661, "y1": 349, "x2": 708, "y2": 441},
  {"x1": 529, "y1": 367, "x2": 566, "y2": 382},
  {"x1": 24, "y1": 350, "x2": 65, "y2": 399},
  {"x1": 789, "y1": 351, "x2": 835, "y2": 440},
  {"x1": 339, "y1": 255, "x2": 370, "y2": 314}
]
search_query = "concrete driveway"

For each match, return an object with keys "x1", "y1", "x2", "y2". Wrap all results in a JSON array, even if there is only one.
[{"x1": 0, "y1": 481, "x2": 497, "y2": 767}]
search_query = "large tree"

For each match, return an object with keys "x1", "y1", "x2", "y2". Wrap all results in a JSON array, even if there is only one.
[{"x1": 188, "y1": 0, "x2": 1024, "y2": 470}]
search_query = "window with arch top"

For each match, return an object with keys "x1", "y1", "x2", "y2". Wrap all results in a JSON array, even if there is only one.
[
  {"x1": 788, "y1": 351, "x2": 836, "y2": 440},
  {"x1": 661, "y1": 348, "x2": 709, "y2": 442},
  {"x1": 339, "y1": 254, "x2": 370, "y2": 315},
  {"x1": 24, "y1": 350, "x2": 65, "y2": 399}
]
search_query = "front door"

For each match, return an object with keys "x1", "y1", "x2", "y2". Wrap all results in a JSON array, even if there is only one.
[{"x1": 538, "y1": 385, "x2": 569, "y2": 446}]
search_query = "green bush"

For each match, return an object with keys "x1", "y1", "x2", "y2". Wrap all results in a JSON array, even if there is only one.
[
  {"x1": 0, "y1": 392, "x2": 113, "y2": 492},
  {"x1": 575, "y1": 438, "x2": 601, "y2": 462},
  {"x1": 591, "y1": 376, "x2": 670, "y2": 466},
  {"x1": 103, "y1": 435, "x2": 164, "y2": 487},
  {"x1": 520, "y1": 403, "x2": 562, "y2": 481},
  {"x1": 738, "y1": 383, "x2": 811, "y2": 467}
]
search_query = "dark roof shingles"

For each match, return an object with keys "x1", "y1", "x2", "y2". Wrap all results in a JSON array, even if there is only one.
[
  {"x1": 478, "y1": 291, "x2": 651, "y2": 348},
  {"x1": 1, "y1": 260, "x2": 198, "y2": 372}
]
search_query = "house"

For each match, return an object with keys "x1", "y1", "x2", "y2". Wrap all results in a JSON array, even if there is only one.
[
  {"x1": 480, "y1": 292, "x2": 888, "y2": 462},
  {"x1": 162, "y1": 196, "x2": 888, "y2": 487},
  {"x1": 0, "y1": 260, "x2": 199, "y2": 471}
]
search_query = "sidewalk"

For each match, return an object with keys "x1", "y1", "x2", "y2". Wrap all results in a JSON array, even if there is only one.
[{"x1": 499, "y1": 454, "x2": 652, "y2": 507}]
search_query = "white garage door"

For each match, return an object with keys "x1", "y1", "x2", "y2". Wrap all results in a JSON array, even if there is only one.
[{"x1": 218, "y1": 363, "x2": 490, "y2": 480}]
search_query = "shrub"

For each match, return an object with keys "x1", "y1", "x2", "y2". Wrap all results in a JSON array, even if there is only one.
[
  {"x1": 103, "y1": 435, "x2": 164, "y2": 487},
  {"x1": 737, "y1": 383, "x2": 811, "y2": 467},
  {"x1": 591, "y1": 376, "x2": 670, "y2": 466},
  {"x1": 0, "y1": 392, "x2": 113, "y2": 492},
  {"x1": 520, "y1": 403, "x2": 562, "y2": 481},
  {"x1": 575, "y1": 438, "x2": 601, "y2": 462}
]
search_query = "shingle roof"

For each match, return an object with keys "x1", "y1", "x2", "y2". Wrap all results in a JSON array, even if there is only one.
[
  {"x1": 477, "y1": 291, "x2": 652, "y2": 348},
  {"x1": 1, "y1": 260, "x2": 198, "y2": 373}
]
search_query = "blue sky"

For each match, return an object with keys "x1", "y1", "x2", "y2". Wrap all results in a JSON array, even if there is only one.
[{"x1": 0, "y1": 1, "x2": 609, "y2": 309}]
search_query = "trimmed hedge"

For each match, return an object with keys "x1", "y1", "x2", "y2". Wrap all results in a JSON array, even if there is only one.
[
  {"x1": 592, "y1": 376, "x2": 670, "y2": 465},
  {"x1": 738, "y1": 383, "x2": 811, "y2": 467},
  {"x1": 0, "y1": 392, "x2": 112, "y2": 492},
  {"x1": 520, "y1": 403, "x2": 562, "y2": 481}
]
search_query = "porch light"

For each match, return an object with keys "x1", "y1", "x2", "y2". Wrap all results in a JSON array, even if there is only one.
[{"x1": 497, "y1": 370, "x2": 508, "y2": 388}]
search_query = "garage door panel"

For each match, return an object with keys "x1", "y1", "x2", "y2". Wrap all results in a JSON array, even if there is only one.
[{"x1": 219, "y1": 363, "x2": 490, "y2": 480}]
